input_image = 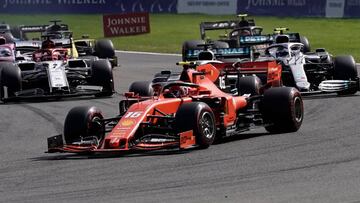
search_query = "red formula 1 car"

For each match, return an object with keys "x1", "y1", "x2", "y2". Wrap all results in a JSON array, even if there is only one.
[{"x1": 47, "y1": 60, "x2": 303, "y2": 154}]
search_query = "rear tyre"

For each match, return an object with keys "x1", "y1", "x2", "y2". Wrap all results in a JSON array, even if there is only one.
[
  {"x1": 333, "y1": 55, "x2": 358, "y2": 95},
  {"x1": 182, "y1": 40, "x2": 205, "y2": 61},
  {"x1": 237, "y1": 76, "x2": 261, "y2": 96},
  {"x1": 128, "y1": 81, "x2": 153, "y2": 96},
  {"x1": 0, "y1": 63, "x2": 22, "y2": 100},
  {"x1": 175, "y1": 102, "x2": 216, "y2": 149},
  {"x1": 213, "y1": 40, "x2": 229, "y2": 49},
  {"x1": 300, "y1": 36, "x2": 310, "y2": 53},
  {"x1": 91, "y1": 60, "x2": 114, "y2": 97},
  {"x1": 152, "y1": 72, "x2": 171, "y2": 83},
  {"x1": 262, "y1": 87, "x2": 303, "y2": 133},
  {"x1": 94, "y1": 39, "x2": 115, "y2": 59},
  {"x1": 64, "y1": 106, "x2": 104, "y2": 144}
]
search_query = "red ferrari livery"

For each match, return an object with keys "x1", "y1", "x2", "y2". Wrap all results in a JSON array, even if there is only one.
[{"x1": 47, "y1": 60, "x2": 303, "y2": 153}]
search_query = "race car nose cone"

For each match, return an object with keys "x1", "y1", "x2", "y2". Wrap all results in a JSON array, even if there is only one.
[
  {"x1": 106, "y1": 137, "x2": 120, "y2": 148},
  {"x1": 296, "y1": 81, "x2": 310, "y2": 91}
]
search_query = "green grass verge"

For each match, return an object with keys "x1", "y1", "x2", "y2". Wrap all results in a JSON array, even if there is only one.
[{"x1": 1, "y1": 14, "x2": 360, "y2": 61}]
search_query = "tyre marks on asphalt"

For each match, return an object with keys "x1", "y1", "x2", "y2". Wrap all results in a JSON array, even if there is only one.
[{"x1": 19, "y1": 104, "x2": 63, "y2": 132}]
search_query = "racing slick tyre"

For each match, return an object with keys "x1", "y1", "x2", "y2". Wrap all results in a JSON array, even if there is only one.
[
  {"x1": 175, "y1": 102, "x2": 216, "y2": 149},
  {"x1": 182, "y1": 40, "x2": 205, "y2": 61},
  {"x1": 237, "y1": 76, "x2": 261, "y2": 96},
  {"x1": 262, "y1": 87, "x2": 303, "y2": 133},
  {"x1": 64, "y1": 106, "x2": 104, "y2": 144},
  {"x1": 94, "y1": 39, "x2": 115, "y2": 59},
  {"x1": 0, "y1": 63, "x2": 22, "y2": 100},
  {"x1": 91, "y1": 60, "x2": 114, "y2": 97},
  {"x1": 333, "y1": 55, "x2": 358, "y2": 95},
  {"x1": 213, "y1": 40, "x2": 229, "y2": 49},
  {"x1": 80, "y1": 55, "x2": 99, "y2": 67},
  {"x1": 129, "y1": 81, "x2": 153, "y2": 96},
  {"x1": 300, "y1": 36, "x2": 310, "y2": 53}
]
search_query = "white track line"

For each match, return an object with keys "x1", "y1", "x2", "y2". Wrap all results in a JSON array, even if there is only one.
[{"x1": 116, "y1": 50, "x2": 181, "y2": 56}]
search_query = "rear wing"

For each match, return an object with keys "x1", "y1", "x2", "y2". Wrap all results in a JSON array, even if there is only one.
[
  {"x1": 184, "y1": 47, "x2": 251, "y2": 61},
  {"x1": 18, "y1": 25, "x2": 47, "y2": 40},
  {"x1": 211, "y1": 60, "x2": 282, "y2": 87},
  {"x1": 15, "y1": 40, "x2": 41, "y2": 54},
  {"x1": 19, "y1": 22, "x2": 69, "y2": 39},
  {"x1": 200, "y1": 21, "x2": 238, "y2": 40},
  {"x1": 200, "y1": 18, "x2": 255, "y2": 40}
]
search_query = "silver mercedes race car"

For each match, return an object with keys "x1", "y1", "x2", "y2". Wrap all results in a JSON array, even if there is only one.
[{"x1": 263, "y1": 35, "x2": 359, "y2": 95}]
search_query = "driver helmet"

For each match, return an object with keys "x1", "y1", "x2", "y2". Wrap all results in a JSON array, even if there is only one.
[
  {"x1": 276, "y1": 46, "x2": 289, "y2": 57},
  {"x1": 42, "y1": 39, "x2": 55, "y2": 49},
  {"x1": 53, "y1": 51, "x2": 62, "y2": 60},
  {"x1": 198, "y1": 50, "x2": 215, "y2": 61},
  {"x1": 164, "y1": 86, "x2": 190, "y2": 98},
  {"x1": 240, "y1": 29, "x2": 251, "y2": 36},
  {"x1": 40, "y1": 50, "x2": 53, "y2": 61}
]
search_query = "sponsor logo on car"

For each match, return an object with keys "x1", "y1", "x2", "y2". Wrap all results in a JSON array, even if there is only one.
[{"x1": 120, "y1": 119, "x2": 135, "y2": 127}]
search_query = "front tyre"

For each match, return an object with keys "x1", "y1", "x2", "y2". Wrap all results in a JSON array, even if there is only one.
[
  {"x1": 333, "y1": 55, "x2": 358, "y2": 95},
  {"x1": 0, "y1": 63, "x2": 22, "y2": 100},
  {"x1": 64, "y1": 106, "x2": 104, "y2": 144},
  {"x1": 128, "y1": 81, "x2": 153, "y2": 96},
  {"x1": 91, "y1": 60, "x2": 114, "y2": 97},
  {"x1": 80, "y1": 55, "x2": 99, "y2": 67},
  {"x1": 300, "y1": 36, "x2": 311, "y2": 53},
  {"x1": 175, "y1": 102, "x2": 216, "y2": 149}
]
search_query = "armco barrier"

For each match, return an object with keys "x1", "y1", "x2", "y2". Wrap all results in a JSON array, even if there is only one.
[{"x1": 0, "y1": 0, "x2": 177, "y2": 14}]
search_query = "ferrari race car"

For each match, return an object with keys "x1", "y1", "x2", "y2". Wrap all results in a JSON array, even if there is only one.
[
  {"x1": 0, "y1": 46, "x2": 114, "y2": 102},
  {"x1": 47, "y1": 59, "x2": 303, "y2": 154},
  {"x1": 262, "y1": 35, "x2": 359, "y2": 95},
  {"x1": 182, "y1": 15, "x2": 310, "y2": 61}
]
